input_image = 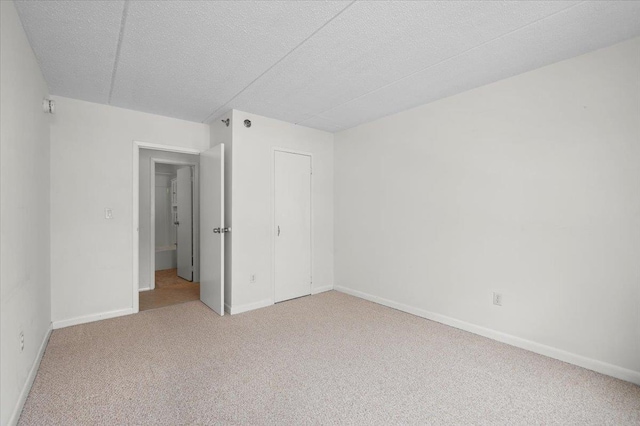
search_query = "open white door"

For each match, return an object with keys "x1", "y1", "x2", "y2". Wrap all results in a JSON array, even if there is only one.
[
  {"x1": 176, "y1": 166, "x2": 193, "y2": 281},
  {"x1": 200, "y1": 144, "x2": 224, "y2": 315}
]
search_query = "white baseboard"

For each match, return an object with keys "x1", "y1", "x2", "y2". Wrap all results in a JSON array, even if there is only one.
[
  {"x1": 226, "y1": 298, "x2": 273, "y2": 315},
  {"x1": 224, "y1": 288, "x2": 333, "y2": 314},
  {"x1": 52, "y1": 308, "x2": 134, "y2": 329},
  {"x1": 138, "y1": 287, "x2": 152, "y2": 292},
  {"x1": 8, "y1": 323, "x2": 52, "y2": 426},
  {"x1": 334, "y1": 285, "x2": 640, "y2": 386},
  {"x1": 312, "y1": 285, "x2": 333, "y2": 295}
]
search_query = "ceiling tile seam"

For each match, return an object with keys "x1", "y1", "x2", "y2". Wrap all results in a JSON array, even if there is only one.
[
  {"x1": 296, "y1": 0, "x2": 586, "y2": 127},
  {"x1": 201, "y1": 0, "x2": 357, "y2": 124},
  {"x1": 107, "y1": 0, "x2": 130, "y2": 104}
]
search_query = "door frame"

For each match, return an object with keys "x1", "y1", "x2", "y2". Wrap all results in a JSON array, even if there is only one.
[
  {"x1": 132, "y1": 141, "x2": 201, "y2": 314},
  {"x1": 149, "y1": 159, "x2": 199, "y2": 290},
  {"x1": 271, "y1": 147, "x2": 313, "y2": 303}
]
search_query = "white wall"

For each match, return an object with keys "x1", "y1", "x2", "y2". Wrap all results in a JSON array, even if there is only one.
[
  {"x1": 138, "y1": 150, "x2": 199, "y2": 289},
  {"x1": 0, "y1": 2, "x2": 52, "y2": 424},
  {"x1": 219, "y1": 110, "x2": 334, "y2": 312},
  {"x1": 153, "y1": 172, "x2": 177, "y2": 271},
  {"x1": 334, "y1": 37, "x2": 640, "y2": 382},
  {"x1": 154, "y1": 173, "x2": 175, "y2": 250},
  {"x1": 50, "y1": 97, "x2": 209, "y2": 326}
]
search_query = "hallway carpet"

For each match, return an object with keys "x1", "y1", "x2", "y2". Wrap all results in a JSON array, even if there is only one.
[{"x1": 19, "y1": 291, "x2": 640, "y2": 425}]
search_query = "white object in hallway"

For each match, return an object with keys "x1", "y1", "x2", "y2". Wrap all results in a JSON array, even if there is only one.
[
  {"x1": 176, "y1": 166, "x2": 193, "y2": 281},
  {"x1": 199, "y1": 144, "x2": 225, "y2": 315},
  {"x1": 274, "y1": 151, "x2": 311, "y2": 303}
]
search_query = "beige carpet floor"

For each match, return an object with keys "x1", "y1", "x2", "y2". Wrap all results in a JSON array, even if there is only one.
[{"x1": 19, "y1": 291, "x2": 640, "y2": 425}]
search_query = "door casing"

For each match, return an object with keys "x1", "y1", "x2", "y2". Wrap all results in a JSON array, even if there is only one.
[{"x1": 133, "y1": 141, "x2": 200, "y2": 314}]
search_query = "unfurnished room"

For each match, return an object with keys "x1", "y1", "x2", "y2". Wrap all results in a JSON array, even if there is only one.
[{"x1": 1, "y1": 1, "x2": 639, "y2": 425}]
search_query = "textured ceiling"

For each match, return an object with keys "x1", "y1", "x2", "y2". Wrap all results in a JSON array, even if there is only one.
[{"x1": 14, "y1": 1, "x2": 640, "y2": 132}]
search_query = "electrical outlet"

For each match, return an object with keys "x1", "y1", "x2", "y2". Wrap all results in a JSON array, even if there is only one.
[
  {"x1": 493, "y1": 292, "x2": 503, "y2": 306},
  {"x1": 19, "y1": 332, "x2": 24, "y2": 351},
  {"x1": 105, "y1": 208, "x2": 113, "y2": 219},
  {"x1": 249, "y1": 274, "x2": 256, "y2": 284}
]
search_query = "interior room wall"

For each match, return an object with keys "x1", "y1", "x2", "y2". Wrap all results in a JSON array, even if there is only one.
[
  {"x1": 139, "y1": 150, "x2": 200, "y2": 290},
  {"x1": 154, "y1": 173, "x2": 176, "y2": 250},
  {"x1": 334, "y1": 37, "x2": 640, "y2": 383},
  {"x1": 218, "y1": 110, "x2": 334, "y2": 313},
  {"x1": 0, "y1": 2, "x2": 52, "y2": 424},
  {"x1": 50, "y1": 96, "x2": 209, "y2": 327}
]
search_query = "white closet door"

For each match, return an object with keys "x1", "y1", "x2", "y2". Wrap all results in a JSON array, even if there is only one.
[
  {"x1": 274, "y1": 151, "x2": 311, "y2": 303},
  {"x1": 176, "y1": 166, "x2": 193, "y2": 281}
]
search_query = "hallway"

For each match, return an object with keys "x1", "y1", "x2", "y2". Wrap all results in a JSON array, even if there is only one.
[{"x1": 139, "y1": 269, "x2": 200, "y2": 311}]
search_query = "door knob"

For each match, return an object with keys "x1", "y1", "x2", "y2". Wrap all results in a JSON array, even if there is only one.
[
  {"x1": 222, "y1": 227, "x2": 231, "y2": 233},
  {"x1": 174, "y1": 221, "x2": 179, "y2": 226},
  {"x1": 213, "y1": 227, "x2": 221, "y2": 233}
]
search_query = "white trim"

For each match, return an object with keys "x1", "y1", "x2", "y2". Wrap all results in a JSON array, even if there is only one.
[
  {"x1": 311, "y1": 285, "x2": 333, "y2": 295},
  {"x1": 271, "y1": 148, "x2": 314, "y2": 304},
  {"x1": 226, "y1": 298, "x2": 273, "y2": 315},
  {"x1": 52, "y1": 308, "x2": 134, "y2": 330},
  {"x1": 139, "y1": 287, "x2": 152, "y2": 292},
  {"x1": 8, "y1": 324, "x2": 52, "y2": 426},
  {"x1": 334, "y1": 285, "x2": 640, "y2": 386},
  {"x1": 133, "y1": 140, "x2": 202, "y2": 315},
  {"x1": 134, "y1": 141, "x2": 201, "y2": 155},
  {"x1": 149, "y1": 158, "x2": 155, "y2": 289},
  {"x1": 133, "y1": 142, "x2": 140, "y2": 313}
]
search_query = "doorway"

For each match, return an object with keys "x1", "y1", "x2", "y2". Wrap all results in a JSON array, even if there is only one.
[
  {"x1": 132, "y1": 141, "x2": 226, "y2": 316},
  {"x1": 139, "y1": 152, "x2": 200, "y2": 311},
  {"x1": 273, "y1": 150, "x2": 312, "y2": 303}
]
